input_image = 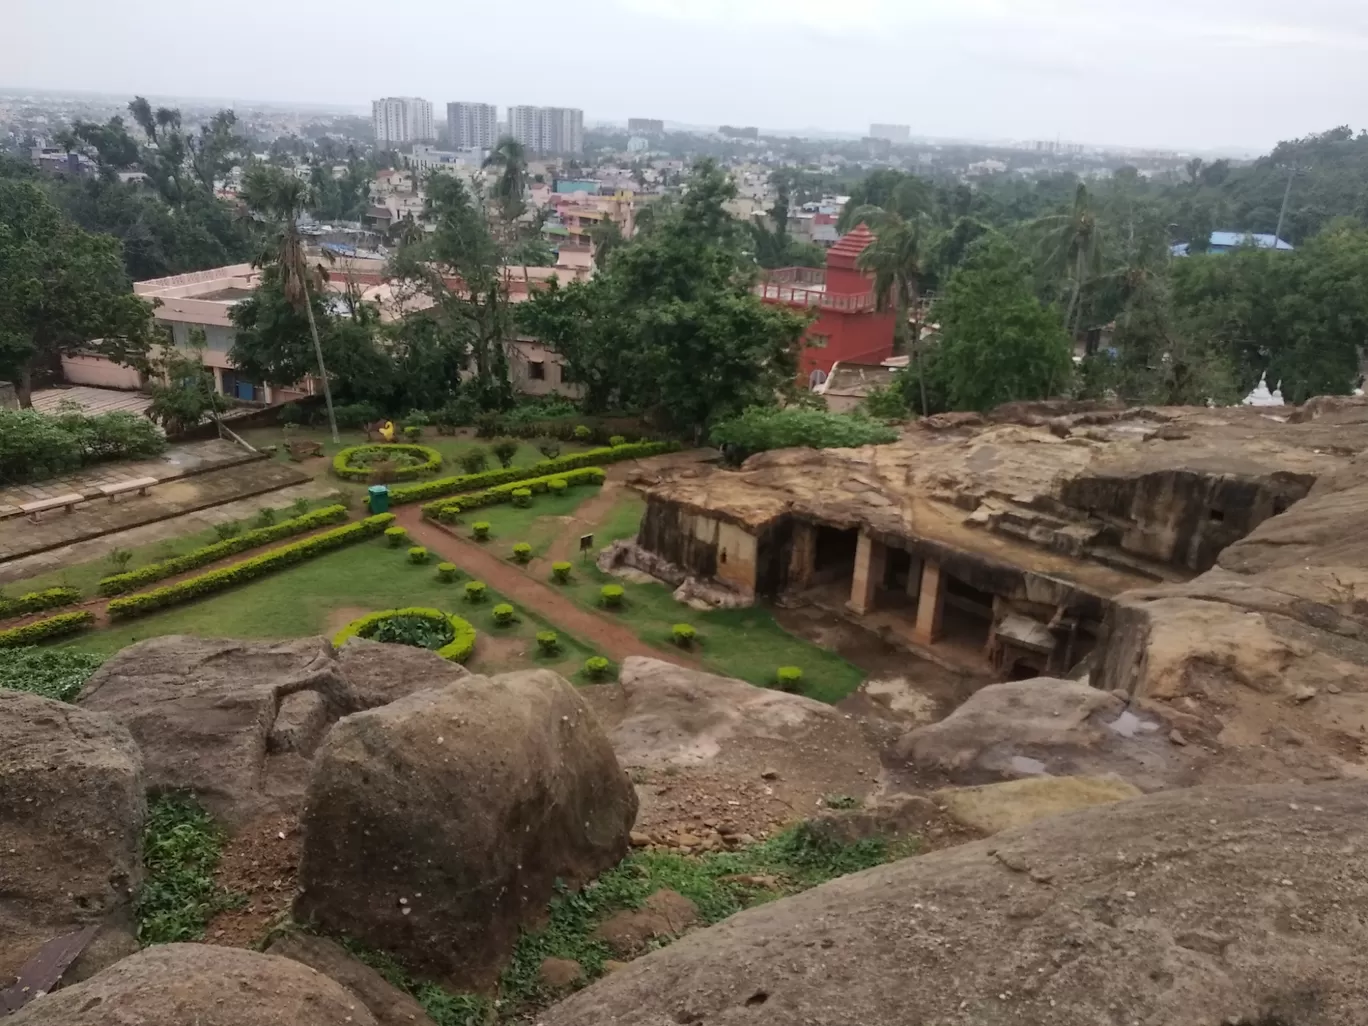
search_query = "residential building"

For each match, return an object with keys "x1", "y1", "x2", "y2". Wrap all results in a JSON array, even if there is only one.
[
  {"x1": 1171, "y1": 231, "x2": 1294, "y2": 257},
  {"x1": 507, "y1": 105, "x2": 584, "y2": 155},
  {"x1": 406, "y1": 145, "x2": 481, "y2": 185},
  {"x1": 869, "y1": 123, "x2": 910, "y2": 144},
  {"x1": 505, "y1": 337, "x2": 583, "y2": 399},
  {"x1": 446, "y1": 101, "x2": 498, "y2": 150},
  {"x1": 371, "y1": 97, "x2": 435, "y2": 146},
  {"x1": 628, "y1": 118, "x2": 664, "y2": 134}
]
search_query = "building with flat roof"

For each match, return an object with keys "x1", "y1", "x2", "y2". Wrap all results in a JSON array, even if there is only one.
[
  {"x1": 628, "y1": 118, "x2": 664, "y2": 134},
  {"x1": 870, "y1": 123, "x2": 910, "y2": 144},
  {"x1": 447, "y1": 101, "x2": 497, "y2": 150},
  {"x1": 508, "y1": 105, "x2": 584, "y2": 155},
  {"x1": 372, "y1": 97, "x2": 435, "y2": 146}
]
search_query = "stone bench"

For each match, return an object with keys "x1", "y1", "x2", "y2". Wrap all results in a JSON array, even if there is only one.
[
  {"x1": 20, "y1": 493, "x2": 85, "y2": 522},
  {"x1": 98, "y1": 476, "x2": 159, "y2": 502}
]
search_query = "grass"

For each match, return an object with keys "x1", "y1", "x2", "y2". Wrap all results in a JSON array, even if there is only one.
[
  {"x1": 597, "y1": 492, "x2": 646, "y2": 546},
  {"x1": 456, "y1": 483, "x2": 603, "y2": 557},
  {"x1": 0, "y1": 647, "x2": 103, "y2": 701},
  {"x1": 135, "y1": 793, "x2": 241, "y2": 945}
]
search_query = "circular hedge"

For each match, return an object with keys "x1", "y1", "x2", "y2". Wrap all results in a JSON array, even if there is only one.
[
  {"x1": 332, "y1": 606, "x2": 476, "y2": 662},
  {"x1": 332, "y1": 444, "x2": 443, "y2": 482}
]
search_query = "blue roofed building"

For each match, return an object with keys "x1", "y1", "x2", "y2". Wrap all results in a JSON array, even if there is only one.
[{"x1": 1171, "y1": 231, "x2": 1295, "y2": 257}]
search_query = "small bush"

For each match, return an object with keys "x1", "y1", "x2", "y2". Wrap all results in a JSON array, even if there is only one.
[
  {"x1": 0, "y1": 647, "x2": 103, "y2": 702},
  {"x1": 472, "y1": 521, "x2": 491, "y2": 541},
  {"x1": 254, "y1": 507, "x2": 276, "y2": 528},
  {"x1": 511, "y1": 487, "x2": 532, "y2": 508},
  {"x1": 332, "y1": 606, "x2": 476, "y2": 662},
  {"x1": 777, "y1": 666, "x2": 803, "y2": 691},
  {"x1": 573, "y1": 425, "x2": 592, "y2": 441},
  {"x1": 491, "y1": 438, "x2": 520, "y2": 469},
  {"x1": 333, "y1": 443, "x2": 443, "y2": 483},
  {"x1": 279, "y1": 401, "x2": 303, "y2": 425},
  {"x1": 511, "y1": 542, "x2": 532, "y2": 564},
  {"x1": 600, "y1": 584, "x2": 625, "y2": 608},
  {"x1": 536, "y1": 630, "x2": 560, "y2": 654},
  {"x1": 0, "y1": 587, "x2": 82, "y2": 621},
  {"x1": 548, "y1": 478, "x2": 568, "y2": 495},
  {"x1": 290, "y1": 497, "x2": 311, "y2": 518},
  {"x1": 465, "y1": 580, "x2": 487, "y2": 603},
  {"x1": 672, "y1": 623, "x2": 697, "y2": 647},
  {"x1": 331, "y1": 401, "x2": 380, "y2": 430},
  {"x1": 385, "y1": 526, "x2": 408, "y2": 547},
  {"x1": 609, "y1": 434, "x2": 627, "y2": 446},
  {"x1": 584, "y1": 655, "x2": 612, "y2": 680},
  {"x1": 711, "y1": 407, "x2": 899, "y2": 466},
  {"x1": 407, "y1": 546, "x2": 429, "y2": 564},
  {"x1": 403, "y1": 425, "x2": 422, "y2": 440},
  {"x1": 107, "y1": 547, "x2": 133, "y2": 573},
  {"x1": 551, "y1": 561, "x2": 572, "y2": 583},
  {"x1": 492, "y1": 603, "x2": 516, "y2": 626},
  {"x1": 537, "y1": 438, "x2": 561, "y2": 460},
  {"x1": 459, "y1": 449, "x2": 490, "y2": 474},
  {"x1": 0, "y1": 611, "x2": 95, "y2": 649},
  {"x1": 436, "y1": 562, "x2": 458, "y2": 582},
  {"x1": 405, "y1": 409, "x2": 431, "y2": 428},
  {"x1": 213, "y1": 521, "x2": 242, "y2": 541}
]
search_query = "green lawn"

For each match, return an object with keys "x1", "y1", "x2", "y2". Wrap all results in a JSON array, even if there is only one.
[
  {"x1": 452, "y1": 484, "x2": 603, "y2": 558},
  {"x1": 239, "y1": 426, "x2": 587, "y2": 475}
]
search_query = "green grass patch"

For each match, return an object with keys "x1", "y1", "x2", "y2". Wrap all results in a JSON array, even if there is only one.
[
  {"x1": 239, "y1": 427, "x2": 589, "y2": 475},
  {"x1": 336, "y1": 938, "x2": 492, "y2": 1026},
  {"x1": 136, "y1": 794, "x2": 241, "y2": 945},
  {"x1": 448, "y1": 483, "x2": 602, "y2": 555},
  {"x1": 597, "y1": 492, "x2": 646, "y2": 546},
  {"x1": 0, "y1": 646, "x2": 103, "y2": 701}
]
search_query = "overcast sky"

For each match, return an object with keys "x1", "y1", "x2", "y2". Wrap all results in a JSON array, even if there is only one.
[{"x1": 10, "y1": 0, "x2": 1368, "y2": 152}]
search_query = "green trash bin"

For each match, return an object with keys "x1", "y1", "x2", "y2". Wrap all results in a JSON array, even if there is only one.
[{"x1": 367, "y1": 485, "x2": 390, "y2": 513}]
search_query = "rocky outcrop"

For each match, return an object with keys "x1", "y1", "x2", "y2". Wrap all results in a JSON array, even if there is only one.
[
  {"x1": 265, "y1": 932, "x2": 436, "y2": 1026},
  {"x1": 0, "y1": 691, "x2": 145, "y2": 985},
  {"x1": 9, "y1": 943, "x2": 377, "y2": 1026},
  {"x1": 294, "y1": 669, "x2": 637, "y2": 989},
  {"x1": 933, "y1": 774, "x2": 1142, "y2": 834},
  {"x1": 539, "y1": 780, "x2": 1368, "y2": 1026},
  {"x1": 334, "y1": 636, "x2": 470, "y2": 709}
]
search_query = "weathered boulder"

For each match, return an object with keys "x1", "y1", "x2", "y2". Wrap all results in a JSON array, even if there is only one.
[
  {"x1": 266, "y1": 932, "x2": 436, "y2": 1026},
  {"x1": 0, "y1": 691, "x2": 145, "y2": 985},
  {"x1": 539, "y1": 780, "x2": 1368, "y2": 1026},
  {"x1": 267, "y1": 690, "x2": 330, "y2": 755},
  {"x1": 895, "y1": 677, "x2": 1203, "y2": 791},
  {"x1": 335, "y1": 636, "x2": 470, "y2": 709},
  {"x1": 933, "y1": 774, "x2": 1141, "y2": 834},
  {"x1": 9, "y1": 943, "x2": 377, "y2": 1026},
  {"x1": 294, "y1": 669, "x2": 637, "y2": 989},
  {"x1": 590, "y1": 889, "x2": 699, "y2": 956}
]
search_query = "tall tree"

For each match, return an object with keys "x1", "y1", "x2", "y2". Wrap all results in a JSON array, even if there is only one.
[
  {"x1": 1030, "y1": 183, "x2": 1104, "y2": 338},
  {"x1": 854, "y1": 209, "x2": 935, "y2": 415},
  {"x1": 483, "y1": 137, "x2": 529, "y2": 226}
]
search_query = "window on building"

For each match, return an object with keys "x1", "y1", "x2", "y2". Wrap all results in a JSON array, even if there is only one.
[
  {"x1": 808, "y1": 333, "x2": 830, "y2": 348},
  {"x1": 528, "y1": 360, "x2": 546, "y2": 380}
]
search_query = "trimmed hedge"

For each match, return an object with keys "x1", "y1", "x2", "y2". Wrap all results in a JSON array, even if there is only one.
[
  {"x1": 551, "y1": 561, "x2": 572, "y2": 583},
  {"x1": 465, "y1": 581, "x2": 488, "y2": 602},
  {"x1": 107, "y1": 514, "x2": 395, "y2": 621},
  {"x1": 332, "y1": 606, "x2": 477, "y2": 663},
  {"x1": 584, "y1": 655, "x2": 612, "y2": 680},
  {"x1": 407, "y1": 546, "x2": 429, "y2": 564},
  {"x1": 389, "y1": 440, "x2": 677, "y2": 507},
  {"x1": 511, "y1": 542, "x2": 532, "y2": 564},
  {"x1": 385, "y1": 526, "x2": 409, "y2": 547},
  {"x1": 492, "y1": 603, "x2": 516, "y2": 626},
  {"x1": 777, "y1": 666, "x2": 803, "y2": 690},
  {"x1": 436, "y1": 562, "x2": 459, "y2": 582},
  {"x1": 332, "y1": 443, "x2": 442, "y2": 482},
  {"x1": 0, "y1": 586, "x2": 82, "y2": 619},
  {"x1": 672, "y1": 623, "x2": 697, "y2": 647},
  {"x1": 424, "y1": 467, "x2": 607, "y2": 522},
  {"x1": 600, "y1": 584, "x2": 625, "y2": 608},
  {"x1": 97, "y1": 505, "x2": 350, "y2": 596},
  {"x1": 0, "y1": 611, "x2": 95, "y2": 649},
  {"x1": 536, "y1": 630, "x2": 560, "y2": 654}
]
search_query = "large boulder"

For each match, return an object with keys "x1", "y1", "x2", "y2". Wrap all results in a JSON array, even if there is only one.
[
  {"x1": 266, "y1": 932, "x2": 436, "y2": 1026},
  {"x1": 9, "y1": 943, "x2": 377, "y2": 1026},
  {"x1": 335, "y1": 636, "x2": 470, "y2": 709},
  {"x1": 540, "y1": 780, "x2": 1368, "y2": 1026},
  {"x1": 294, "y1": 669, "x2": 637, "y2": 989},
  {"x1": 0, "y1": 691, "x2": 144, "y2": 986}
]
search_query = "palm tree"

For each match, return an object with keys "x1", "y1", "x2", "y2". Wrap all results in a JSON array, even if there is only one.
[
  {"x1": 1030, "y1": 183, "x2": 1103, "y2": 339},
  {"x1": 240, "y1": 164, "x2": 340, "y2": 442},
  {"x1": 855, "y1": 209, "x2": 935, "y2": 416},
  {"x1": 483, "y1": 137, "x2": 528, "y2": 227}
]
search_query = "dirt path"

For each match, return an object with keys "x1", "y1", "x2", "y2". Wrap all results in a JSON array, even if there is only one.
[
  {"x1": 542, "y1": 478, "x2": 626, "y2": 565},
  {"x1": 394, "y1": 507, "x2": 697, "y2": 668}
]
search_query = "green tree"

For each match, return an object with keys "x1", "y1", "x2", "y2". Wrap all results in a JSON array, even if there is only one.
[
  {"x1": 930, "y1": 236, "x2": 1073, "y2": 411},
  {"x1": 145, "y1": 327, "x2": 230, "y2": 435},
  {"x1": 1030, "y1": 183, "x2": 1105, "y2": 338},
  {"x1": 484, "y1": 137, "x2": 529, "y2": 225},
  {"x1": 854, "y1": 209, "x2": 935, "y2": 415}
]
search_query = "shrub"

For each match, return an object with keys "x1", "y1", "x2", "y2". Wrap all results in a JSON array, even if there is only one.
[
  {"x1": 291, "y1": 497, "x2": 311, "y2": 518},
  {"x1": 436, "y1": 562, "x2": 459, "y2": 582},
  {"x1": 672, "y1": 623, "x2": 697, "y2": 647},
  {"x1": 332, "y1": 607, "x2": 476, "y2": 662},
  {"x1": 331, "y1": 401, "x2": 380, "y2": 430},
  {"x1": 537, "y1": 438, "x2": 561, "y2": 460},
  {"x1": 551, "y1": 561, "x2": 572, "y2": 583},
  {"x1": 0, "y1": 611, "x2": 96, "y2": 648},
  {"x1": 254, "y1": 507, "x2": 276, "y2": 528},
  {"x1": 511, "y1": 542, "x2": 532, "y2": 564},
  {"x1": 609, "y1": 435, "x2": 627, "y2": 446},
  {"x1": 777, "y1": 666, "x2": 803, "y2": 691},
  {"x1": 403, "y1": 425, "x2": 422, "y2": 440},
  {"x1": 573, "y1": 425, "x2": 592, "y2": 441},
  {"x1": 711, "y1": 407, "x2": 898, "y2": 465},
  {"x1": 0, "y1": 587, "x2": 82, "y2": 620},
  {"x1": 0, "y1": 647, "x2": 103, "y2": 702},
  {"x1": 373, "y1": 613, "x2": 450, "y2": 649},
  {"x1": 385, "y1": 526, "x2": 408, "y2": 547},
  {"x1": 511, "y1": 487, "x2": 533, "y2": 508},
  {"x1": 97, "y1": 505, "x2": 350, "y2": 596},
  {"x1": 106, "y1": 514, "x2": 394, "y2": 620},
  {"x1": 492, "y1": 603, "x2": 516, "y2": 626},
  {"x1": 600, "y1": 584, "x2": 625, "y2": 608},
  {"x1": 420, "y1": 466, "x2": 606, "y2": 521},
  {"x1": 333, "y1": 444, "x2": 442, "y2": 482},
  {"x1": 279, "y1": 401, "x2": 304, "y2": 425},
  {"x1": 548, "y1": 478, "x2": 568, "y2": 495},
  {"x1": 465, "y1": 580, "x2": 487, "y2": 603},
  {"x1": 0, "y1": 408, "x2": 167, "y2": 485},
  {"x1": 472, "y1": 522, "x2": 491, "y2": 541},
  {"x1": 584, "y1": 656, "x2": 612, "y2": 681},
  {"x1": 213, "y1": 521, "x2": 243, "y2": 541},
  {"x1": 459, "y1": 449, "x2": 489, "y2": 475},
  {"x1": 407, "y1": 546, "x2": 429, "y2": 564},
  {"x1": 491, "y1": 438, "x2": 520, "y2": 469},
  {"x1": 107, "y1": 548, "x2": 133, "y2": 573},
  {"x1": 536, "y1": 630, "x2": 560, "y2": 654},
  {"x1": 405, "y1": 409, "x2": 431, "y2": 428}
]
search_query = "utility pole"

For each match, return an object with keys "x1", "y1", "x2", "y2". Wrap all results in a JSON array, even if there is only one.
[{"x1": 1273, "y1": 167, "x2": 1296, "y2": 249}]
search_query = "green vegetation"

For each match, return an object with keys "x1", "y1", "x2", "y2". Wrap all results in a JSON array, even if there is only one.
[
  {"x1": 408, "y1": 546, "x2": 429, "y2": 564},
  {"x1": 0, "y1": 586, "x2": 81, "y2": 619},
  {"x1": 0, "y1": 647, "x2": 103, "y2": 701},
  {"x1": 511, "y1": 542, "x2": 533, "y2": 563},
  {"x1": 385, "y1": 526, "x2": 408, "y2": 547},
  {"x1": 711, "y1": 407, "x2": 898, "y2": 464},
  {"x1": 0, "y1": 611, "x2": 95, "y2": 648},
  {"x1": 552, "y1": 562, "x2": 573, "y2": 584},
  {"x1": 777, "y1": 666, "x2": 804, "y2": 690},
  {"x1": 599, "y1": 584, "x2": 625, "y2": 608},
  {"x1": 672, "y1": 623, "x2": 696, "y2": 647},
  {"x1": 464, "y1": 580, "x2": 488, "y2": 602},
  {"x1": 332, "y1": 443, "x2": 443, "y2": 482},
  {"x1": 0, "y1": 408, "x2": 164, "y2": 483},
  {"x1": 333, "y1": 607, "x2": 477, "y2": 663},
  {"x1": 583, "y1": 655, "x2": 612, "y2": 680},
  {"x1": 436, "y1": 562, "x2": 459, "y2": 582},
  {"x1": 492, "y1": 603, "x2": 516, "y2": 626},
  {"x1": 136, "y1": 794, "x2": 240, "y2": 945},
  {"x1": 536, "y1": 630, "x2": 560, "y2": 654}
]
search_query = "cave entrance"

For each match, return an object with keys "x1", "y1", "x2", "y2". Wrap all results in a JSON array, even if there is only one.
[
  {"x1": 940, "y1": 574, "x2": 995, "y2": 652},
  {"x1": 813, "y1": 524, "x2": 859, "y2": 585}
]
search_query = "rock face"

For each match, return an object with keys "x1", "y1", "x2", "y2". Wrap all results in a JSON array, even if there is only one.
[
  {"x1": 9, "y1": 943, "x2": 377, "y2": 1026},
  {"x1": 0, "y1": 691, "x2": 145, "y2": 984},
  {"x1": 933, "y1": 774, "x2": 1142, "y2": 834},
  {"x1": 896, "y1": 677, "x2": 1204, "y2": 791},
  {"x1": 266, "y1": 932, "x2": 436, "y2": 1026},
  {"x1": 334, "y1": 636, "x2": 470, "y2": 709},
  {"x1": 540, "y1": 780, "x2": 1368, "y2": 1026},
  {"x1": 294, "y1": 669, "x2": 638, "y2": 989}
]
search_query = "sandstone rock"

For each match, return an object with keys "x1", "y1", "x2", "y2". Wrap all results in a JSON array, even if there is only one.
[
  {"x1": 932, "y1": 774, "x2": 1142, "y2": 834},
  {"x1": 265, "y1": 932, "x2": 435, "y2": 1026},
  {"x1": 335, "y1": 636, "x2": 469, "y2": 710},
  {"x1": 294, "y1": 669, "x2": 637, "y2": 989},
  {"x1": 802, "y1": 795, "x2": 939, "y2": 847},
  {"x1": 9, "y1": 943, "x2": 377, "y2": 1026},
  {"x1": 896, "y1": 677, "x2": 1201, "y2": 791},
  {"x1": 538, "y1": 957, "x2": 584, "y2": 990},
  {"x1": 0, "y1": 691, "x2": 145, "y2": 985},
  {"x1": 539, "y1": 781, "x2": 1368, "y2": 1026},
  {"x1": 267, "y1": 691, "x2": 329, "y2": 756},
  {"x1": 591, "y1": 890, "x2": 699, "y2": 956}
]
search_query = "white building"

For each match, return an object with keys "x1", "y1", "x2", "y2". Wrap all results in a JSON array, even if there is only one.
[
  {"x1": 869, "y1": 123, "x2": 910, "y2": 144},
  {"x1": 447, "y1": 101, "x2": 498, "y2": 150},
  {"x1": 507, "y1": 105, "x2": 584, "y2": 155},
  {"x1": 372, "y1": 97, "x2": 435, "y2": 146}
]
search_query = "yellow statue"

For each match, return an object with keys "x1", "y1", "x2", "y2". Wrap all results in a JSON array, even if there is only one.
[{"x1": 379, "y1": 420, "x2": 396, "y2": 442}]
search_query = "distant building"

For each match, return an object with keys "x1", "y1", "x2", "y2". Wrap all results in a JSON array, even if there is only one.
[
  {"x1": 508, "y1": 105, "x2": 584, "y2": 155},
  {"x1": 372, "y1": 97, "x2": 435, "y2": 146},
  {"x1": 406, "y1": 145, "x2": 480, "y2": 184},
  {"x1": 627, "y1": 136, "x2": 649, "y2": 154},
  {"x1": 446, "y1": 101, "x2": 498, "y2": 150},
  {"x1": 628, "y1": 118, "x2": 664, "y2": 134},
  {"x1": 719, "y1": 125, "x2": 759, "y2": 140},
  {"x1": 869, "y1": 123, "x2": 910, "y2": 144},
  {"x1": 1171, "y1": 231, "x2": 1295, "y2": 257}
]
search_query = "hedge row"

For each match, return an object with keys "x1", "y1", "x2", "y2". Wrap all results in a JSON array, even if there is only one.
[
  {"x1": 97, "y1": 505, "x2": 351, "y2": 596},
  {"x1": 423, "y1": 467, "x2": 606, "y2": 522},
  {"x1": 0, "y1": 586, "x2": 82, "y2": 620},
  {"x1": 332, "y1": 444, "x2": 443, "y2": 482},
  {"x1": 332, "y1": 607, "x2": 477, "y2": 663},
  {"x1": 387, "y1": 440, "x2": 677, "y2": 507},
  {"x1": 107, "y1": 513, "x2": 395, "y2": 621},
  {"x1": 0, "y1": 611, "x2": 95, "y2": 649}
]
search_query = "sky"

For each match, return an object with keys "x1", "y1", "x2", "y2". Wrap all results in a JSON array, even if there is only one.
[{"x1": 10, "y1": 0, "x2": 1368, "y2": 152}]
